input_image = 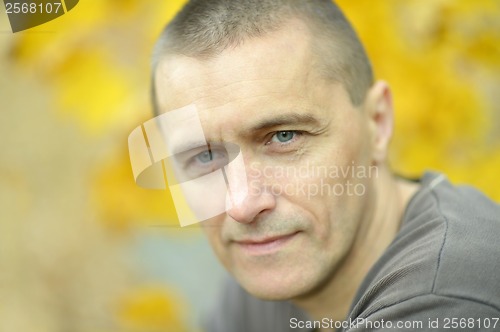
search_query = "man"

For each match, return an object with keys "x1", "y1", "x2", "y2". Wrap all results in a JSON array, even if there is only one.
[{"x1": 138, "y1": 0, "x2": 500, "y2": 330}]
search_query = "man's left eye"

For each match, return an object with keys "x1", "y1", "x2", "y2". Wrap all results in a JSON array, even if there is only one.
[{"x1": 270, "y1": 131, "x2": 297, "y2": 144}]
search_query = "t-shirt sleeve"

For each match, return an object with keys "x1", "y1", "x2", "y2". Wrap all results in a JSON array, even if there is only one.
[{"x1": 346, "y1": 294, "x2": 500, "y2": 331}]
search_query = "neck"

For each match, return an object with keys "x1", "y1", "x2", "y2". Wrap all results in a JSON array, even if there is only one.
[{"x1": 292, "y1": 167, "x2": 419, "y2": 329}]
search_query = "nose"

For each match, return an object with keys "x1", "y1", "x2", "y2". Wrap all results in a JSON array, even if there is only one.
[
  {"x1": 223, "y1": 157, "x2": 276, "y2": 224},
  {"x1": 226, "y1": 186, "x2": 276, "y2": 224}
]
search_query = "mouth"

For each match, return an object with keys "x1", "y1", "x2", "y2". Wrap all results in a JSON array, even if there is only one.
[{"x1": 233, "y1": 231, "x2": 300, "y2": 255}]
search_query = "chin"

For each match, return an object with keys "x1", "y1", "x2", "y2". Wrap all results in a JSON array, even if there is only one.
[
  {"x1": 233, "y1": 266, "x2": 319, "y2": 301},
  {"x1": 241, "y1": 281, "x2": 305, "y2": 301}
]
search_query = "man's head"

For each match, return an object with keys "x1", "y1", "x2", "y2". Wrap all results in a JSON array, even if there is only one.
[
  {"x1": 152, "y1": 0, "x2": 394, "y2": 301},
  {"x1": 152, "y1": 0, "x2": 374, "y2": 110}
]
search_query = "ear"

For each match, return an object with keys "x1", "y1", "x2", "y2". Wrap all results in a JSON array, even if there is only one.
[{"x1": 364, "y1": 80, "x2": 394, "y2": 164}]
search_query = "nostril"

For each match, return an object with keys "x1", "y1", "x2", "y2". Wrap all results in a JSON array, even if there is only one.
[
  {"x1": 227, "y1": 203, "x2": 255, "y2": 224},
  {"x1": 225, "y1": 186, "x2": 277, "y2": 224}
]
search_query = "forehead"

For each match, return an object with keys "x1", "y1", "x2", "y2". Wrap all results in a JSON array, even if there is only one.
[
  {"x1": 151, "y1": 19, "x2": 357, "y2": 146},
  {"x1": 154, "y1": 19, "x2": 316, "y2": 112}
]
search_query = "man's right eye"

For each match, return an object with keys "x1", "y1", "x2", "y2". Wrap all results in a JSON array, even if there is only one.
[
  {"x1": 184, "y1": 148, "x2": 229, "y2": 178},
  {"x1": 195, "y1": 150, "x2": 214, "y2": 164}
]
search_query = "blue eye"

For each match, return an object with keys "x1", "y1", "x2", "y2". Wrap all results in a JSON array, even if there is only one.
[
  {"x1": 195, "y1": 150, "x2": 214, "y2": 164},
  {"x1": 192, "y1": 148, "x2": 228, "y2": 168},
  {"x1": 271, "y1": 131, "x2": 296, "y2": 143},
  {"x1": 179, "y1": 146, "x2": 230, "y2": 180}
]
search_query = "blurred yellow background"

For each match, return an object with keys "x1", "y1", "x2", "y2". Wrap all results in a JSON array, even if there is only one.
[{"x1": 1, "y1": 1, "x2": 499, "y2": 331}]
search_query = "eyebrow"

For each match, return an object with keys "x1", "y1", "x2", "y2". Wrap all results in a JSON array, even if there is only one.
[
  {"x1": 168, "y1": 112, "x2": 324, "y2": 154},
  {"x1": 248, "y1": 112, "x2": 323, "y2": 132},
  {"x1": 169, "y1": 139, "x2": 209, "y2": 156}
]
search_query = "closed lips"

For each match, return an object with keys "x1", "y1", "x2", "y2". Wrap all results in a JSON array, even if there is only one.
[{"x1": 234, "y1": 231, "x2": 299, "y2": 245}]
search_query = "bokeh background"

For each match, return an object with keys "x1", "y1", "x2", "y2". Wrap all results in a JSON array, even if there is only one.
[{"x1": 1, "y1": 0, "x2": 499, "y2": 331}]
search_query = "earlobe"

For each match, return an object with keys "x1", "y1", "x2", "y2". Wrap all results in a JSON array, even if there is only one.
[{"x1": 365, "y1": 80, "x2": 394, "y2": 164}]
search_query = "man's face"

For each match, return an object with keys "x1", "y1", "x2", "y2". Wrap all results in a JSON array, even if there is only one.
[{"x1": 155, "y1": 20, "x2": 377, "y2": 300}]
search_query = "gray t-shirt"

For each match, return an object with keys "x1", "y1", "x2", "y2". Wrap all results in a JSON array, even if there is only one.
[{"x1": 204, "y1": 172, "x2": 500, "y2": 331}]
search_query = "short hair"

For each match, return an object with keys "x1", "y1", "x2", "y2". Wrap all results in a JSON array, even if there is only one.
[{"x1": 152, "y1": 0, "x2": 373, "y2": 108}]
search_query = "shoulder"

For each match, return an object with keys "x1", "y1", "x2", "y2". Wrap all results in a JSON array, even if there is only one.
[
  {"x1": 346, "y1": 293, "x2": 500, "y2": 331},
  {"x1": 427, "y1": 173, "x2": 500, "y2": 309},
  {"x1": 347, "y1": 172, "x2": 500, "y2": 327}
]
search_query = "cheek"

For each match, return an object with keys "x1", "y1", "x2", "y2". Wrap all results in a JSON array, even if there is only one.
[
  {"x1": 283, "y1": 131, "x2": 370, "y2": 242},
  {"x1": 201, "y1": 218, "x2": 224, "y2": 253},
  {"x1": 201, "y1": 217, "x2": 236, "y2": 272}
]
